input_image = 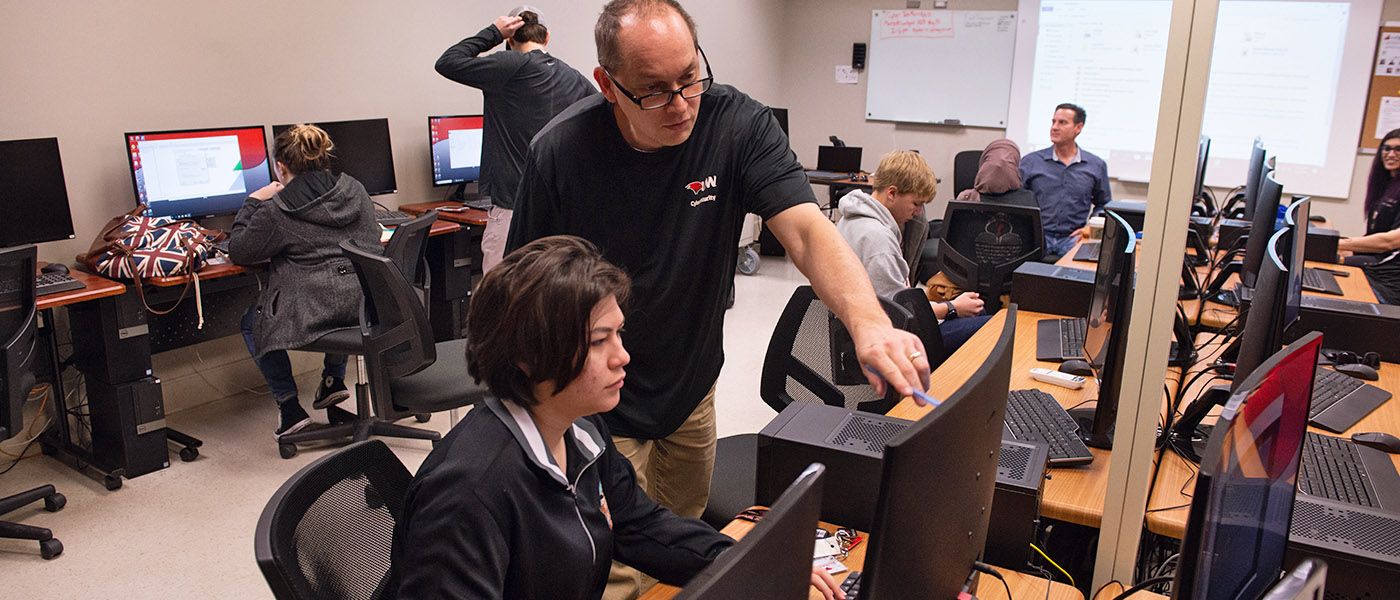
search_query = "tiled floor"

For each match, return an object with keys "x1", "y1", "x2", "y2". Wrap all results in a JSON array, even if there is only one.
[{"x1": 2, "y1": 254, "x2": 808, "y2": 597}]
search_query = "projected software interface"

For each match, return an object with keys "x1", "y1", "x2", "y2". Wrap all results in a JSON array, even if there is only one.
[
  {"x1": 429, "y1": 115, "x2": 484, "y2": 186},
  {"x1": 126, "y1": 127, "x2": 272, "y2": 219}
]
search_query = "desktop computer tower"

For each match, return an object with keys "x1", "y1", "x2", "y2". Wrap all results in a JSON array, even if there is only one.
[
  {"x1": 1305, "y1": 226, "x2": 1340, "y2": 263},
  {"x1": 1286, "y1": 495, "x2": 1400, "y2": 598},
  {"x1": 1218, "y1": 218, "x2": 1251, "y2": 250},
  {"x1": 1242, "y1": 287, "x2": 1400, "y2": 363},
  {"x1": 67, "y1": 290, "x2": 152, "y2": 383},
  {"x1": 756, "y1": 402, "x2": 1044, "y2": 558},
  {"x1": 1010, "y1": 262, "x2": 1094, "y2": 317},
  {"x1": 426, "y1": 226, "x2": 480, "y2": 342},
  {"x1": 86, "y1": 376, "x2": 169, "y2": 477},
  {"x1": 1103, "y1": 200, "x2": 1146, "y2": 231}
]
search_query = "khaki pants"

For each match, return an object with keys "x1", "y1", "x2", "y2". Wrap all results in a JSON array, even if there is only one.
[
  {"x1": 602, "y1": 387, "x2": 718, "y2": 600},
  {"x1": 480, "y1": 205, "x2": 512, "y2": 274}
]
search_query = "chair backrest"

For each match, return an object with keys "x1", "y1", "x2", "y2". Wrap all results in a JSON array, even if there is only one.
[
  {"x1": 382, "y1": 210, "x2": 436, "y2": 300},
  {"x1": 341, "y1": 239, "x2": 437, "y2": 418},
  {"x1": 759, "y1": 286, "x2": 915, "y2": 415},
  {"x1": 254, "y1": 440, "x2": 412, "y2": 600},
  {"x1": 889, "y1": 288, "x2": 946, "y2": 371},
  {"x1": 936, "y1": 200, "x2": 1043, "y2": 313},
  {"x1": 953, "y1": 150, "x2": 983, "y2": 197}
]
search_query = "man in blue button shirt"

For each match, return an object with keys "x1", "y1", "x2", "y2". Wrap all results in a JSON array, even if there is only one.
[{"x1": 1020, "y1": 103, "x2": 1112, "y2": 257}]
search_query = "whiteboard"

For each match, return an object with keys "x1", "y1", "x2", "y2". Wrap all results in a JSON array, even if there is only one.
[{"x1": 865, "y1": 10, "x2": 1018, "y2": 128}]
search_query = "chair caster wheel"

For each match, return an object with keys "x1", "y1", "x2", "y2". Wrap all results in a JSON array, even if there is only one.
[
  {"x1": 103, "y1": 475, "x2": 122, "y2": 491},
  {"x1": 39, "y1": 538, "x2": 63, "y2": 559},
  {"x1": 279, "y1": 443, "x2": 298, "y2": 459},
  {"x1": 415, "y1": 413, "x2": 430, "y2": 423},
  {"x1": 738, "y1": 246, "x2": 760, "y2": 275},
  {"x1": 179, "y1": 447, "x2": 199, "y2": 462},
  {"x1": 44, "y1": 493, "x2": 65, "y2": 512}
]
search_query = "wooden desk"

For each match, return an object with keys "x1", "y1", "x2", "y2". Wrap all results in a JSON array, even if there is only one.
[
  {"x1": 36, "y1": 264, "x2": 124, "y2": 310},
  {"x1": 398, "y1": 200, "x2": 489, "y2": 226},
  {"x1": 640, "y1": 517, "x2": 1083, "y2": 600},
  {"x1": 887, "y1": 309, "x2": 1112, "y2": 528},
  {"x1": 1145, "y1": 337, "x2": 1400, "y2": 539}
]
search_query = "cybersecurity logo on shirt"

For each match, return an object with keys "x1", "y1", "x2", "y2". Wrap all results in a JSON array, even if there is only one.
[{"x1": 685, "y1": 175, "x2": 718, "y2": 207}]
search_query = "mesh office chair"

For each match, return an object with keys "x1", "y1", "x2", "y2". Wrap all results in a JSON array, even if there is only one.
[
  {"x1": 936, "y1": 200, "x2": 1043, "y2": 314},
  {"x1": 0, "y1": 244, "x2": 65, "y2": 559},
  {"x1": 953, "y1": 150, "x2": 983, "y2": 197},
  {"x1": 703, "y1": 286, "x2": 916, "y2": 528},
  {"x1": 277, "y1": 212, "x2": 442, "y2": 459},
  {"x1": 338, "y1": 239, "x2": 486, "y2": 423},
  {"x1": 889, "y1": 287, "x2": 946, "y2": 372},
  {"x1": 255, "y1": 440, "x2": 411, "y2": 600}
]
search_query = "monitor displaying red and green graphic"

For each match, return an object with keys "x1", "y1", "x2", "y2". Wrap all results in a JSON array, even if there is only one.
[{"x1": 125, "y1": 126, "x2": 272, "y2": 219}]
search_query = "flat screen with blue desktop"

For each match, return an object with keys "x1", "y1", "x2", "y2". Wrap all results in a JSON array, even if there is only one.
[
  {"x1": 272, "y1": 118, "x2": 396, "y2": 196},
  {"x1": 429, "y1": 115, "x2": 483, "y2": 186},
  {"x1": 0, "y1": 138, "x2": 76, "y2": 247},
  {"x1": 125, "y1": 126, "x2": 272, "y2": 219}
]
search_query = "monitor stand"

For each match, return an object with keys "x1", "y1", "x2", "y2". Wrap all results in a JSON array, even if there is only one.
[
  {"x1": 198, "y1": 214, "x2": 236, "y2": 231},
  {"x1": 1069, "y1": 405, "x2": 1114, "y2": 450}
]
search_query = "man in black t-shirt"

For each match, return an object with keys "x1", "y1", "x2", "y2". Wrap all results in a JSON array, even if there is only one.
[{"x1": 507, "y1": 4, "x2": 928, "y2": 595}]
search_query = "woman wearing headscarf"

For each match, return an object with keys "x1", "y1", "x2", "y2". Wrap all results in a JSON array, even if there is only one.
[
  {"x1": 956, "y1": 139, "x2": 1036, "y2": 207},
  {"x1": 1339, "y1": 128, "x2": 1400, "y2": 303}
]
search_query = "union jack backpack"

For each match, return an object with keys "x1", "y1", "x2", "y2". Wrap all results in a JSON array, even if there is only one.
[{"x1": 82, "y1": 204, "x2": 226, "y2": 317}]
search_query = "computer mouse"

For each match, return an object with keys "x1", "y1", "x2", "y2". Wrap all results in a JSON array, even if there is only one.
[
  {"x1": 1351, "y1": 432, "x2": 1400, "y2": 454},
  {"x1": 1333, "y1": 363, "x2": 1379, "y2": 381},
  {"x1": 1058, "y1": 359, "x2": 1094, "y2": 377},
  {"x1": 40, "y1": 262, "x2": 69, "y2": 275}
]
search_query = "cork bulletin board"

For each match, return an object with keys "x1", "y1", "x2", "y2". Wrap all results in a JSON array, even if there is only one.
[{"x1": 1361, "y1": 22, "x2": 1400, "y2": 153}]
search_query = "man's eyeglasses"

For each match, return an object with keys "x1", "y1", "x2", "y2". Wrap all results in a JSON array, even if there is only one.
[
  {"x1": 604, "y1": 46, "x2": 713, "y2": 110},
  {"x1": 1381, "y1": 144, "x2": 1400, "y2": 155}
]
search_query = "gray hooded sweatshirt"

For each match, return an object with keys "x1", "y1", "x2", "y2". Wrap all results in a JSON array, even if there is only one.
[{"x1": 835, "y1": 189, "x2": 908, "y2": 299}]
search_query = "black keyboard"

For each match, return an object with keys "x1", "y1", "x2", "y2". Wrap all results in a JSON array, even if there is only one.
[
  {"x1": 1058, "y1": 317, "x2": 1086, "y2": 358},
  {"x1": 1073, "y1": 241, "x2": 1101, "y2": 262},
  {"x1": 374, "y1": 210, "x2": 413, "y2": 226},
  {"x1": 36, "y1": 272, "x2": 84, "y2": 296},
  {"x1": 1301, "y1": 267, "x2": 1342, "y2": 295},
  {"x1": 839, "y1": 571, "x2": 863, "y2": 599},
  {"x1": 1299, "y1": 432, "x2": 1378, "y2": 508},
  {"x1": 1004, "y1": 389, "x2": 1095, "y2": 466},
  {"x1": 1310, "y1": 367, "x2": 1365, "y2": 419}
]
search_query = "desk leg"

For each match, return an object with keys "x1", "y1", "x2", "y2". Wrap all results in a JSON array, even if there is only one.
[{"x1": 36, "y1": 308, "x2": 127, "y2": 491}]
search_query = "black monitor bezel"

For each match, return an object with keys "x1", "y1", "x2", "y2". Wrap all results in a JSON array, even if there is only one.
[
  {"x1": 123, "y1": 124, "x2": 272, "y2": 219},
  {"x1": 427, "y1": 114, "x2": 484, "y2": 187},
  {"x1": 271, "y1": 118, "x2": 397, "y2": 196},
  {"x1": 0, "y1": 137, "x2": 76, "y2": 247},
  {"x1": 1242, "y1": 138, "x2": 1266, "y2": 220},
  {"x1": 1076, "y1": 210, "x2": 1136, "y2": 448},
  {"x1": 1241, "y1": 171, "x2": 1284, "y2": 289}
]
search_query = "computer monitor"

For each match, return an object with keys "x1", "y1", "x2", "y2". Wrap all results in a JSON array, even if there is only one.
[
  {"x1": 1241, "y1": 171, "x2": 1285, "y2": 289},
  {"x1": 0, "y1": 138, "x2": 76, "y2": 247},
  {"x1": 1242, "y1": 138, "x2": 1267, "y2": 220},
  {"x1": 272, "y1": 118, "x2": 396, "y2": 196},
  {"x1": 124, "y1": 126, "x2": 273, "y2": 219},
  {"x1": 0, "y1": 244, "x2": 38, "y2": 442},
  {"x1": 428, "y1": 115, "x2": 484, "y2": 186},
  {"x1": 1074, "y1": 210, "x2": 1136, "y2": 449},
  {"x1": 1234, "y1": 199, "x2": 1308, "y2": 390},
  {"x1": 1172, "y1": 332, "x2": 1320, "y2": 600},
  {"x1": 856, "y1": 305, "x2": 1016, "y2": 599},
  {"x1": 1193, "y1": 135, "x2": 1211, "y2": 207},
  {"x1": 674, "y1": 464, "x2": 825, "y2": 600},
  {"x1": 816, "y1": 146, "x2": 862, "y2": 173},
  {"x1": 768, "y1": 107, "x2": 789, "y2": 139}
]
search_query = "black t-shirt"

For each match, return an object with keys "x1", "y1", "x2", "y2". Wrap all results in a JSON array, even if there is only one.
[
  {"x1": 1363, "y1": 196, "x2": 1400, "y2": 303},
  {"x1": 507, "y1": 84, "x2": 813, "y2": 439}
]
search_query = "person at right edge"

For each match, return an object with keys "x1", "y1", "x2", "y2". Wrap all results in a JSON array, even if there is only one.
[
  {"x1": 435, "y1": 5, "x2": 597, "y2": 273},
  {"x1": 1020, "y1": 103, "x2": 1111, "y2": 259},
  {"x1": 506, "y1": 1, "x2": 931, "y2": 597},
  {"x1": 1338, "y1": 127, "x2": 1400, "y2": 304}
]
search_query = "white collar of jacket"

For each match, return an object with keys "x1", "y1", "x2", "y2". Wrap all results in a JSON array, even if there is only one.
[
  {"x1": 836, "y1": 189, "x2": 900, "y2": 238},
  {"x1": 485, "y1": 397, "x2": 607, "y2": 487}
]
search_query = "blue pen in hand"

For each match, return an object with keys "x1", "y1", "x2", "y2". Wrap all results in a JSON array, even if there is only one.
[{"x1": 864, "y1": 365, "x2": 941, "y2": 407}]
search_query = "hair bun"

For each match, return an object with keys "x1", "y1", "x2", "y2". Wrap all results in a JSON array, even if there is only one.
[{"x1": 520, "y1": 11, "x2": 538, "y2": 24}]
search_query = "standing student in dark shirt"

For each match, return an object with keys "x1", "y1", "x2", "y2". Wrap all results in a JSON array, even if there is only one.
[
  {"x1": 436, "y1": 5, "x2": 596, "y2": 273},
  {"x1": 506, "y1": 1, "x2": 929, "y2": 597},
  {"x1": 386, "y1": 236, "x2": 843, "y2": 600},
  {"x1": 1339, "y1": 128, "x2": 1400, "y2": 303}
]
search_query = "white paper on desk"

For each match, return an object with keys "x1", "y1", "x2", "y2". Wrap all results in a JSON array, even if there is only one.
[
  {"x1": 813, "y1": 536, "x2": 842, "y2": 559},
  {"x1": 1377, "y1": 97, "x2": 1400, "y2": 139},
  {"x1": 835, "y1": 66, "x2": 859, "y2": 85}
]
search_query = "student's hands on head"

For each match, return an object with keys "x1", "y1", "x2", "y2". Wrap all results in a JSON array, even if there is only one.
[
  {"x1": 952, "y1": 291, "x2": 983, "y2": 317},
  {"x1": 494, "y1": 16, "x2": 524, "y2": 38},
  {"x1": 249, "y1": 181, "x2": 283, "y2": 201},
  {"x1": 811, "y1": 567, "x2": 847, "y2": 600}
]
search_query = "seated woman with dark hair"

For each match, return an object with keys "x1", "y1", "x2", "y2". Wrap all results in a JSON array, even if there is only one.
[
  {"x1": 1340, "y1": 128, "x2": 1400, "y2": 304},
  {"x1": 386, "y1": 235, "x2": 842, "y2": 600}
]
